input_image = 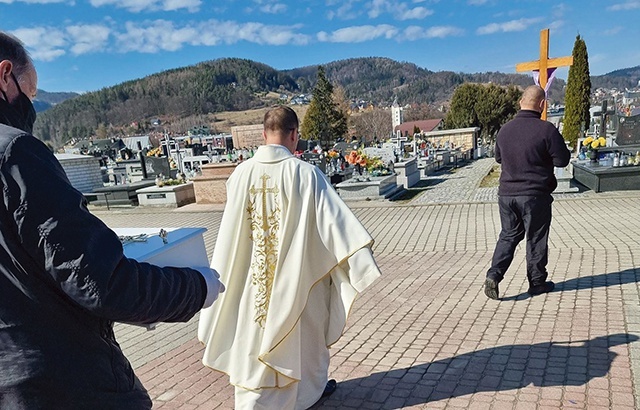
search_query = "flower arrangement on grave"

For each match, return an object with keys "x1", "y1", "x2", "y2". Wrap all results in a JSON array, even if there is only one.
[
  {"x1": 581, "y1": 136, "x2": 607, "y2": 163},
  {"x1": 582, "y1": 136, "x2": 606, "y2": 151},
  {"x1": 155, "y1": 173, "x2": 187, "y2": 187},
  {"x1": 327, "y1": 149, "x2": 339, "y2": 159},
  {"x1": 346, "y1": 149, "x2": 390, "y2": 176},
  {"x1": 146, "y1": 147, "x2": 163, "y2": 157}
]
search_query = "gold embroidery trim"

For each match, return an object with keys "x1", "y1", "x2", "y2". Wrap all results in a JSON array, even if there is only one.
[{"x1": 247, "y1": 173, "x2": 280, "y2": 328}]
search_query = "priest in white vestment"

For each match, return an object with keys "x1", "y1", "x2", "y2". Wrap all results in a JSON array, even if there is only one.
[{"x1": 198, "y1": 106, "x2": 381, "y2": 409}]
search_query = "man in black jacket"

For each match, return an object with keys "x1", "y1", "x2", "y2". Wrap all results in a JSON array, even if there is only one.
[
  {"x1": 0, "y1": 31, "x2": 224, "y2": 409},
  {"x1": 484, "y1": 85, "x2": 571, "y2": 300}
]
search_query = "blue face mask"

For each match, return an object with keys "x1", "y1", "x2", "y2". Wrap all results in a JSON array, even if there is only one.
[{"x1": 0, "y1": 72, "x2": 37, "y2": 134}]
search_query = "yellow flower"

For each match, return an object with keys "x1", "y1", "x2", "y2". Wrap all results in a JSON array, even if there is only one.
[
  {"x1": 583, "y1": 137, "x2": 594, "y2": 146},
  {"x1": 598, "y1": 137, "x2": 606, "y2": 147},
  {"x1": 591, "y1": 140, "x2": 599, "y2": 149}
]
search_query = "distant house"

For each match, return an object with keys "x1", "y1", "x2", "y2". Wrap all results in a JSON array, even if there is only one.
[
  {"x1": 123, "y1": 135, "x2": 151, "y2": 152},
  {"x1": 67, "y1": 138, "x2": 126, "y2": 161},
  {"x1": 394, "y1": 119, "x2": 443, "y2": 136},
  {"x1": 623, "y1": 91, "x2": 640, "y2": 106},
  {"x1": 290, "y1": 94, "x2": 312, "y2": 105}
]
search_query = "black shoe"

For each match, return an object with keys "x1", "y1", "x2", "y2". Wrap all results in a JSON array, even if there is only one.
[
  {"x1": 322, "y1": 379, "x2": 337, "y2": 397},
  {"x1": 484, "y1": 278, "x2": 499, "y2": 300},
  {"x1": 528, "y1": 281, "x2": 555, "y2": 296}
]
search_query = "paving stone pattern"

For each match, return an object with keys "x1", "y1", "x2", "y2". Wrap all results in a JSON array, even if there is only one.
[{"x1": 94, "y1": 159, "x2": 640, "y2": 409}]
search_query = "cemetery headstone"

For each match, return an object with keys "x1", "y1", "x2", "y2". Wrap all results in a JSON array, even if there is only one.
[
  {"x1": 301, "y1": 152, "x2": 326, "y2": 173},
  {"x1": 616, "y1": 114, "x2": 640, "y2": 146},
  {"x1": 363, "y1": 147, "x2": 395, "y2": 165},
  {"x1": 143, "y1": 155, "x2": 172, "y2": 179},
  {"x1": 333, "y1": 141, "x2": 349, "y2": 153}
]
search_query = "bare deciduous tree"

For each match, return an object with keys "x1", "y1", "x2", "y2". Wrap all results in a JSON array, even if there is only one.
[{"x1": 349, "y1": 108, "x2": 393, "y2": 144}]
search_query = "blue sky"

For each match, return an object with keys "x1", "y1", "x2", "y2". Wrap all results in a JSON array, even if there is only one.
[{"x1": 3, "y1": 0, "x2": 640, "y2": 93}]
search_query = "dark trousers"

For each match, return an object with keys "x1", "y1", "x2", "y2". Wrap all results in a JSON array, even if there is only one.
[{"x1": 486, "y1": 195, "x2": 553, "y2": 287}]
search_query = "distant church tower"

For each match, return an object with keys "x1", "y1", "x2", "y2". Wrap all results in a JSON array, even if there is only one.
[{"x1": 391, "y1": 98, "x2": 403, "y2": 130}]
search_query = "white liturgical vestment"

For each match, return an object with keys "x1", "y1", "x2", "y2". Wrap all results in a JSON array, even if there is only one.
[{"x1": 198, "y1": 144, "x2": 381, "y2": 409}]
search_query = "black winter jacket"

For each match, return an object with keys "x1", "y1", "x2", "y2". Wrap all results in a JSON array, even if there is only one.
[
  {"x1": 0, "y1": 124, "x2": 208, "y2": 409},
  {"x1": 495, "y1": 110, "x2": 571, "y2": 196}
]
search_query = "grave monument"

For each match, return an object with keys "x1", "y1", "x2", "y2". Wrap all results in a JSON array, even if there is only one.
[{"x1": 573, "y1": 111, "x2": 640, "y2": 192}]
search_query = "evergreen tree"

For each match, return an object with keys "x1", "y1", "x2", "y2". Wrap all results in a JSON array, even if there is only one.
[
  {"x1": 445, "y1": 83, "x2": 482, "y2": 129},
  {"x1": 300, "y1": 66, "x2": 347, "y2": 148},
  {"x1": 445, "y1": 83, "x2": 520, "y2": 143},
  {"x1": 563, "y1": 35, "x2": 591, "y2": 147}
]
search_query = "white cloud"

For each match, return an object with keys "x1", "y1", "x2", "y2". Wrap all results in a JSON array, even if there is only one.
[
  {"x1": 114, "y1": 19, "x2": 310, "y2": 53},
  {"x1": 603, "y1": 26, "x2": 623, "y2": 36},
  {"x1": 607, "y1": 1, "x2": 640, "y2": 10},
  {"x1": 551, "y1": 3, "x2": 569, "y2": 18},
  {"x1": 424, "y1": 25, "x2": 463, "y2": 38},
  {"x1": 0, "y1": 0, "x2": 68, "y2": 3},
  {"x1": 66, "y1": 24, "x2": 111, "y2": 55},
  {"x1": 367, "y1": 0, "x2": 433, "y2": 20},
  {"x1": 162, "y1": 0, "x2": 199, "y2": 11},
  {"x1": 219, "y1": 22, "x2": 308, "y2": 45},
  {"x1": 476, "y1": 17, "x2": 542, "y2": 35},
  {"x1": 403, "y1": 25, "x2": 463, "y2": 40},
  {"x1": 89, "y1": 0, "x2": 201, "y2": 13},
  {"x1": 317, "y1": 24, "x2": 398, "y2": 43},
  {"x1": 396, "y1": 6, "x2": 433, "y2": 20},
  {"x1": 548, "y1": 20, "x2": 564, "y2": 31},
  {"x1": 10, "y1": 27, "x2": 67, "y2": 61},
  {"x1": 10, "y1": 18, "x2": 309, "y2": 61},
  {"x1": 368, "y1": 0, "x2": 388, "y2": 18},
  {"x1": 327, "y1": 1, "x2": 362, "y2": 20},
  {"x1": 248, "y1": 0, "x2": 287, "y2": 14},
  {"x1": 259, "y1": 3, "x2": 286, "y2": 13}
]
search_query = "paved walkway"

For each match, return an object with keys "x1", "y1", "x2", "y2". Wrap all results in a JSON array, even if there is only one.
[{"x1": 95, "y1": 159, "x2": 640, "y2": 409}]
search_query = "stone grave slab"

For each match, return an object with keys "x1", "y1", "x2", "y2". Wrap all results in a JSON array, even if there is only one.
[
  {"x1": 137, "y1": 182, "x2": 196, "y2": 207},
  {"x1": 336, "y1": 174, "x2": 402, "y2": 201},
  {"x1": 394, "y1": 157, "x2": 420, "y2": 188}
]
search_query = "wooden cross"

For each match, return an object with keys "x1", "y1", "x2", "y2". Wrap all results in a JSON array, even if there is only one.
[
  {"x1": 516, "y1": 28, "x2": 573, "y2": 120},
  {"x1": 249, "y1": 174, "x2": 278, "y2": 231},
  {"x1": 596, "y1": 100, "x2": 616, "y2": 139}
]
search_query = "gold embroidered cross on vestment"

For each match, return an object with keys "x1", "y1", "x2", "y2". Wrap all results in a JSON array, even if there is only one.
[{"x1": 247, "y1": 173, "x2": 280, "y2": 328}]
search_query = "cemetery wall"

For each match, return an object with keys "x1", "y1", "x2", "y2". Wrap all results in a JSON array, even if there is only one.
[
  {"x1": 422, "y1": 127, "x2": 480, "y2": 152},
  {"x1": 231, "y1": 124, "x2": 264, "y2": 149}
]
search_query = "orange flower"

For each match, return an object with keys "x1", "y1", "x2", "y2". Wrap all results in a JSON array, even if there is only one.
[{"x1": 358, "y1": 159, "x2": 367, "y2": 166}]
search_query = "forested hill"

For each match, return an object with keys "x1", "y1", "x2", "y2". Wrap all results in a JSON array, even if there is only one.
[
  {"x1": 34, "y1": 58, "x2": 298, "y2": 144},
  {"x1": 591, "y1": 65, "x2": 640, "y2": 90},
  {"x1": 35, "y1": 56, "x2": 566, "y2": 145},
  {"x1": 286, "y1": 57, "x2": 566, "y2": 105},
  {"x1": 33, "y1": 90, "x2": 79, "y2": 112}
]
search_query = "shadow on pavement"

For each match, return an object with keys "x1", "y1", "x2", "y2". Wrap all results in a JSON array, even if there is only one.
[
  {"x1": 500, "y1": 268, "x2": 640, "y2": 301},
  {"x1": 313, "y1": 333, "x2": 638, "y2": 409}
]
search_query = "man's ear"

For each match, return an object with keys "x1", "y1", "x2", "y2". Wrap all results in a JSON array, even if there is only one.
[
  {"x1": 539, "y1": 98, "x2": 546, "y2": 112},
  {"x1": 0, "y1": 60, "x2": 13, "y2": 96}
]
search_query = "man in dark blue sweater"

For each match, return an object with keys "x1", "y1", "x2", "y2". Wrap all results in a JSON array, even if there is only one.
[{"x1": 484, "y1": 85, "x2": 571, "y2": 300}]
